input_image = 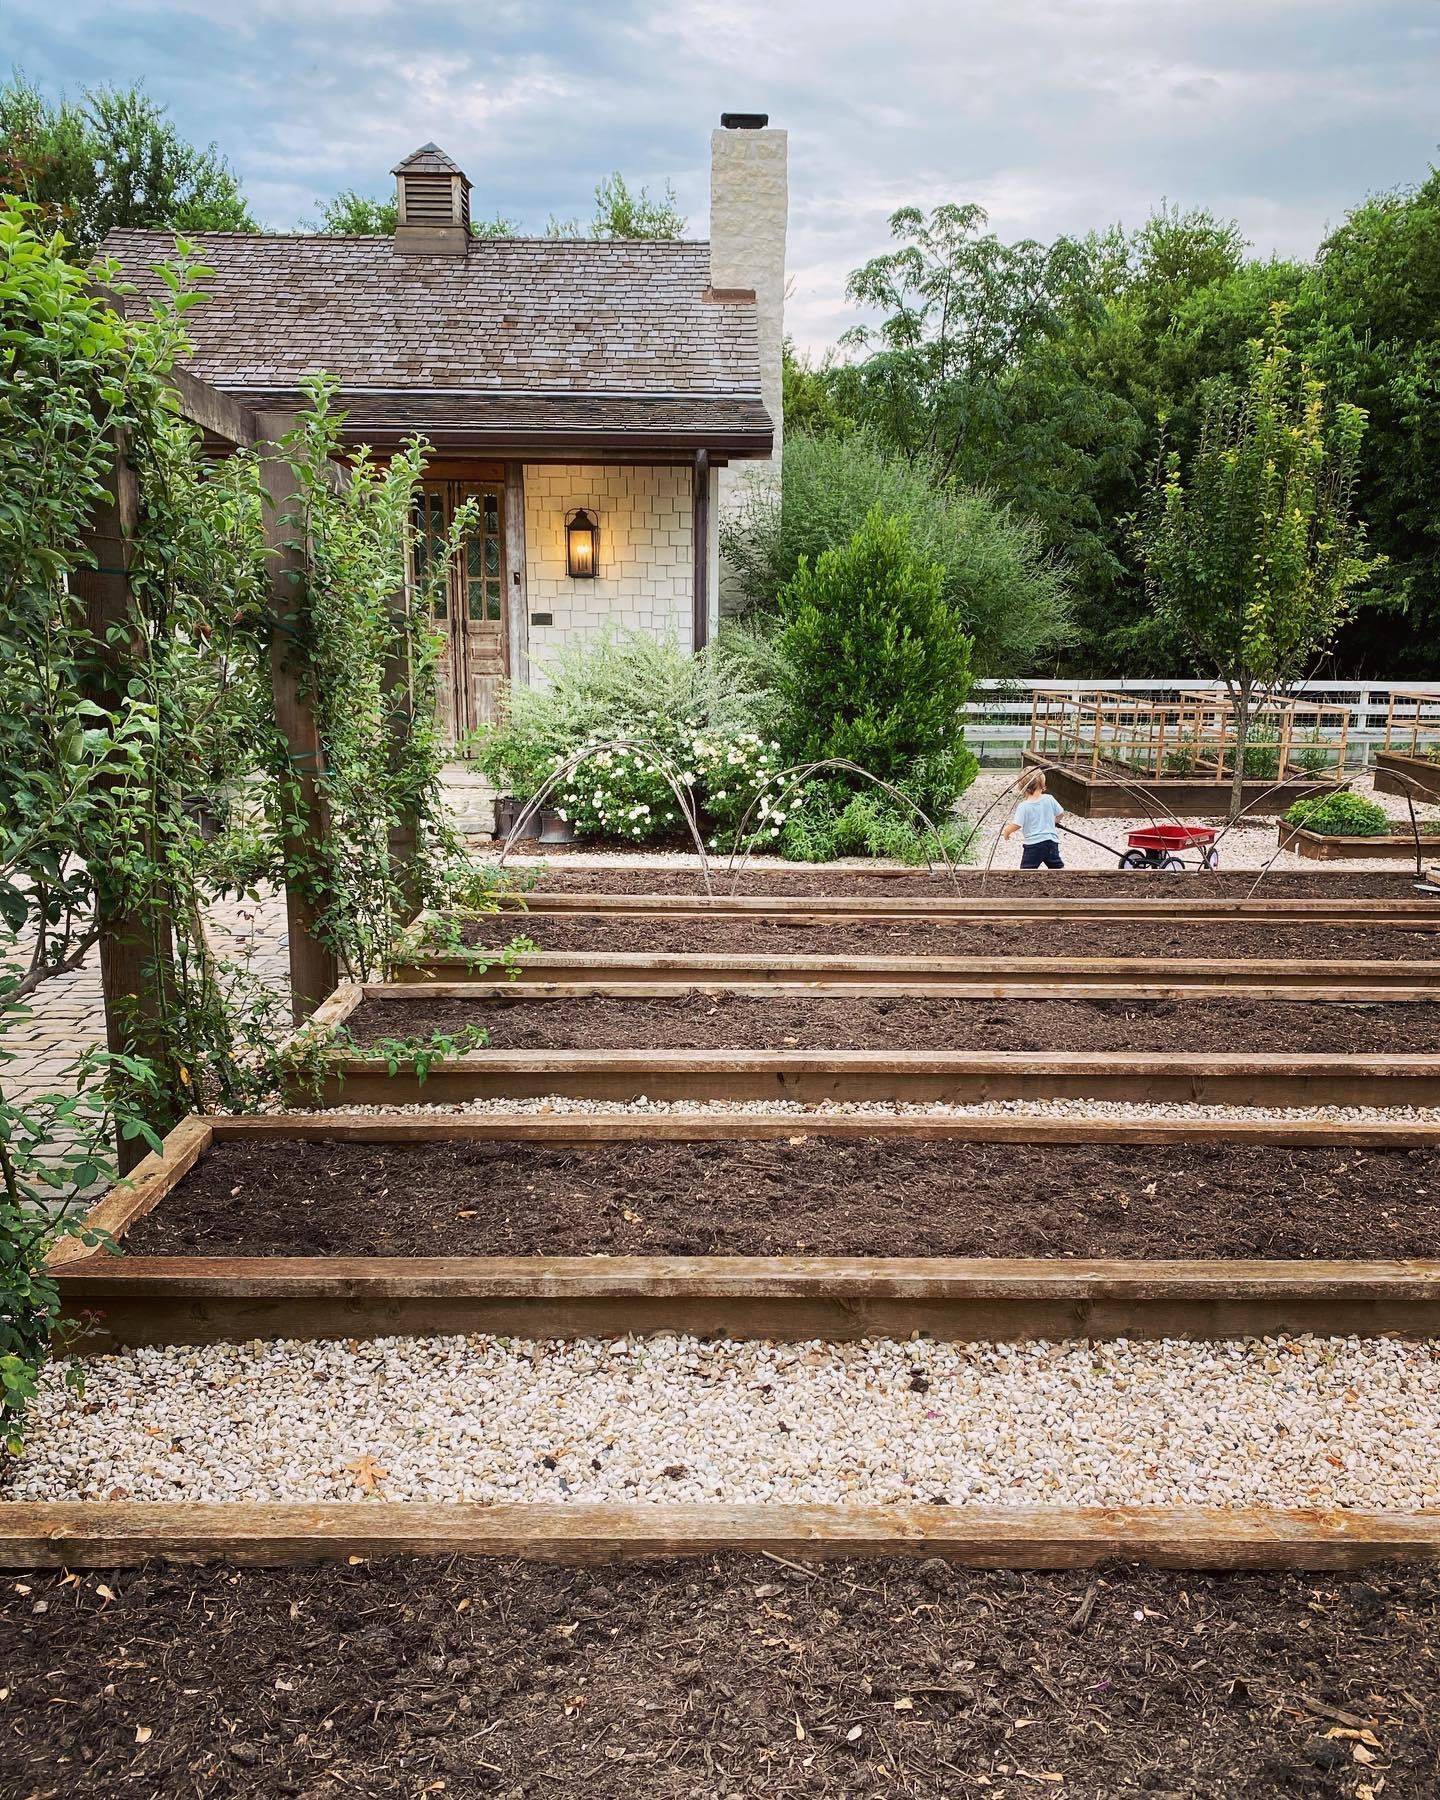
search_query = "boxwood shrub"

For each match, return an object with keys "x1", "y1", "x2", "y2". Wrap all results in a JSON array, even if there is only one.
[{"x1": 1283, "y1": 792, "x2": 1392, "y2": 837}]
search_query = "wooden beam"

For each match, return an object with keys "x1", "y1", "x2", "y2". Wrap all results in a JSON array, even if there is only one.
[
  {"x1": 71, "y1": 429, "x2": 185, "y2": 1171},
  {"x1": 691, "y1": 447, "x2": 710, "y2": 653},
  {"x1": 3, "y1": 1501, "x2": 1439, "y2": 1570},
  {"x1": 169, "y1": 369, "x2": 259, "y2": 448},
  {"x1": 258, "y1": 411, "x2": 340, "y2": 1022},
  {"x1": 504, "y1": 461, "x2": 529, "y2": 688}
]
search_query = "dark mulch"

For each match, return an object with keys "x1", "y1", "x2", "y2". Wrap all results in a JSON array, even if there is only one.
[
  {"x1": 123, "y1": 1136, "x2": 1440, "y2": 1260},
  {"x1": 346, "y1": 992, "x2": 1440, "y2": 1055},
  {"x1": 2, "y1": 1554, "x2": 1437, "y2": 1798},
  {"x1": 461, "y1": 913, "x2": 1440, "y2": 960},
  {"x1": 518, "y1": 866, "x2": 1429, "y2": 899}
]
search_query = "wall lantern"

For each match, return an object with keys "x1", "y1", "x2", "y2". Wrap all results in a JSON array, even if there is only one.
[{"x1": 565, "y1": 507, "x2": 599, "y2": 579}]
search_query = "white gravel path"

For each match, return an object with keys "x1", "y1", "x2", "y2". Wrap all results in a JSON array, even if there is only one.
[
  {"x1": 313, "y1": 1094, "x2": 1440, "y2": 1125},
  {"x1": 13, "y1": 1332, "x2": 1440, "y2": 1512}
]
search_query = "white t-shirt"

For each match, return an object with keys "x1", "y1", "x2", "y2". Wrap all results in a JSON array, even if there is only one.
[{"x1": 1012, "y1": 794, "x2": 1063, "y2": 845}]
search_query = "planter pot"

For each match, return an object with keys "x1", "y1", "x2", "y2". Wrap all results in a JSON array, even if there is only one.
[
  {"x1": 493, "y1": 796, "x2": 574, "y2": 846},
  {"x1": 1277, "y1": 823, "x2": 1439, "y2": 863}
]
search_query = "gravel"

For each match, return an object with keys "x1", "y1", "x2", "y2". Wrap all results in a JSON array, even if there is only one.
[
  {"x1": 309, "y1": 1093, "x2": 1440, "y2": 1124},
  {"x1": 13, "y1": 1331, "x2": 1440, "y2": 1511}
]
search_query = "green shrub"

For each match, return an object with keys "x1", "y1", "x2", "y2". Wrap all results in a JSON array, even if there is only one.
[
  {"x1": 720, "y1": 430, "x2": 1072, "y2": 675},
  {"x1": 1240, "y1": 729, "x2": 1280, "y2": 780},
  {"x1": 777, "y1": 786, "x2": 974, "y2": 866},
  {"x1": 1163, "y1": 737, "x2": 1198, "y2": 776},
  {"x1": 1284, "y1": 792, "x2": 1391, "y2": 837},
  {"x1": 774, "y1": 508, "x2": 978, "y2": 815},
  {"x1": 1295, "y1": 740, "x2": 1336, "y2": 776}
]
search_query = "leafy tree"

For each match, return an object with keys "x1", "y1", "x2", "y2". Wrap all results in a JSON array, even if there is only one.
[
  {"x1": 547, "y1": 171, "x2": 686, "y2": 240},
  {"x1": 721, "y1": 430, "x2": 1071, "y2": 676},
  {"x1": 1139, "y1": 313, "x2": 1374, "y2": 816},
  {"x1": 309, "y1": 188, "x2": 518, "y2": 237},
  {"x1": 0, "y1": 73, "x2": 254, "y2": 253},
  {"x1": 832, "y1": 202, "x2": 1091, "y2": 478},
  {"x1": 1300, "y1": 168, "x2": 1440, "y2": 672},
  {"x1": 773, "y1": 506, "x2": 976, "y2": 810}
]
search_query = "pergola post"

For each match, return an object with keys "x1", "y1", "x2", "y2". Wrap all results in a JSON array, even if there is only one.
[
  {"x1": 691, "y1": 448, "x2": 710, "y2": 654},
  {"x1": 258, "y1": 411, "x2": 340, "y2": 1022},
  {"x1": 73, "y1": 429, "x2": 184, "y2": 1171},
  {"x1": 382, "y1": 583, "x2": 424, "y2": 930}
]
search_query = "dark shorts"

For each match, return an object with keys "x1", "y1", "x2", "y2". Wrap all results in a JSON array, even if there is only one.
[{"x1": 1020, "y1": 839, "x2": 1064, "y2": 869}]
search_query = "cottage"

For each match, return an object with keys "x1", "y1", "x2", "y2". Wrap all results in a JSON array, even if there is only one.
[{"x1": 105, "y1": 116, "x2": 786, "y2": 741}]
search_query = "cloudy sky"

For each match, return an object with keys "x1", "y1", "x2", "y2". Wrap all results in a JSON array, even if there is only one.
[{"x1": 7, "y1": 0, "x2": 1437, "y2": 350}]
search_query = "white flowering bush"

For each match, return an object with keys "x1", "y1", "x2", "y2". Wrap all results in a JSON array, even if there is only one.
[
  {"x1": 687, "y1": 728, "x2": 795, "y2": 848},
  {"x1": 548, "y1": 734, "x2": 681, "y2": 842},
  {"x1": 544, "y1": 723, "x2": 797, "y2": 848}
]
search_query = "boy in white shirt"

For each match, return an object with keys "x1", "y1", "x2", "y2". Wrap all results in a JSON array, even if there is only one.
[{"x1": 1002, "y1": 769, "x2": 1066, "y2": 869}]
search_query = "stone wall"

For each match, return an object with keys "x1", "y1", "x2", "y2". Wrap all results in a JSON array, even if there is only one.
[{"x1": 522, "y1": 463, "x2": 695, "y2": 680}]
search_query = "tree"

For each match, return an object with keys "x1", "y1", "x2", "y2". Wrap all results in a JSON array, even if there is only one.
[
  {"x1": 1139, "y1": 312, "x2": 1374, "y2": 816},
  {"x1": 721, "y1": 429, "x2": 1071, "y2": 676},
  {"x1": 309, "y1": 188, "x2": 518, "y2": 237},
  {"x1": 547, "y1": 171, "x2": 686, "y2": 240},
  {"x1": 833, "y1": 202, "x2": 1091, "y2": 478},
  {"x1": 773, "y1": 506, "x2": 975, "y2": 807},
  {"x1": 0, "y1": 74, "x2": 254, "y2": 253}
]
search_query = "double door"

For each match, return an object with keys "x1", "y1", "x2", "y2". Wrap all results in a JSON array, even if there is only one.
[{"x1": 412, "y1": 469, "x2": 508, "y2": 744}]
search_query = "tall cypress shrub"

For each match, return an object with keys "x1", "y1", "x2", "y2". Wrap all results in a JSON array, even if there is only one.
[{"x1": 775, "y1": 507, "x2": 976, "y2": 809}]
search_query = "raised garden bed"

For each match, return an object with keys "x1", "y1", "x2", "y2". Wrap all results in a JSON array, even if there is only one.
[
  {"x1": 1022, "y1": 754, "x2": 1337, "y2": 820},
  {"x1": 425, "y1": 912, "x2": 1440, "y2": 962},
  {"x1": 48, "y1": 1113, "x2": 1440, "y2": 1347},
  {"x1": 3, "y1": 1554, "x2": 1439, "y2": 1791},
  {"x1": 1375, "y1": 747, "x2": 1440, "y2": 804},
  {"x1": 514, "y1": 867, "x2": 1430, "y2": 899},
  {"x1": 345, "y1": 987, "x2": 1440, "y2": 1055},
  {"x1": 299, "y1": 983, "x2": 1440, "y2": 1109},
  {"x1": 1280, "y1": 821, "x2": 1440, "y2": 862}
]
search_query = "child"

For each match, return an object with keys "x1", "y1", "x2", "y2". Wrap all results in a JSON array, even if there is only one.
[{"x1": 1003, "y1": 769, "x2": 1066, "y2": 869}]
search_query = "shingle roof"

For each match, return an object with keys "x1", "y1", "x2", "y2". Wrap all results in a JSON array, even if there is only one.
[
  {"x1": 101, "y1": 232, "x2": 768, "y2": 441},
  {"x1": 392, "y1": 143, "x2": 465, "y2": 177}
]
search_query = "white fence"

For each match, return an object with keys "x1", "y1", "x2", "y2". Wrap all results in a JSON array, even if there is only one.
[{"x1": 967, "y1": 680, "x2": 1440, "y2": 766}]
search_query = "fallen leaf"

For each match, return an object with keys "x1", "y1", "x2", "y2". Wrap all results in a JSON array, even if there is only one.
[
  {"x1": 793, "y1": 1714, "x2": 806, "y2": 1741},
  {"x1": 135, "y1": 1726, "x2": 152, "y2": 1744},
  {"x1": 846, "y1": 1725, "x2": 863, "y2": 1742},
  {"x1": 95, "y1": 1584, "x2": 116, "y2": 1604},
  {"x1": 893, "y1": 1697, "x2": 915, "y2": 1712},
  {"x1": 344, "y1": 1454, "x2": 389, "y2": 1496}
]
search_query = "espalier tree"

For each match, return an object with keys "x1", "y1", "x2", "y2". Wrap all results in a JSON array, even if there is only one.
[{"x1": 1139, "y1": 309, "x2": 1376, "y2": 818}]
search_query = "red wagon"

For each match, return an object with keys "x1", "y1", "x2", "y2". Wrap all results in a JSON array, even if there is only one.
[{"x1": 1119, "y1": 823, "x2": 1219, "y2": 871}]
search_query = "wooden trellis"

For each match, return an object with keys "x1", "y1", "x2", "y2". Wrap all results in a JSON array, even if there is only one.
[
  {"x1": 73, "y1": 370, "x2": 416, "y2": 1164},
  {"x1": 1383, "y1": 690, "x2": 1440, "y2": 760},
  {"x1": 1028, "y1": 687, "x2": 1351, "y2": 782}
]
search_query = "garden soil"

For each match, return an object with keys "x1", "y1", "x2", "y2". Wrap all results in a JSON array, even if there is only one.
[
  {"x1": 2, "y1": 1555, "x2": 1437, "y2": 1797},
  {"x1": 345, "y1": 992, "x2": 1440, "y2": 1055},
  {"x1": 460, "y1": 914, "x2": 1440, "y2": 960},
  {"x1": 125, "y1": 1135, "x2": 1440, "y2": 1261}
]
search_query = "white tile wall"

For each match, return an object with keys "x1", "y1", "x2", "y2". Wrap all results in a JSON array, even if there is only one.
[{"x1": 522, "y1": 464, "x2": 695, "y2": 681}]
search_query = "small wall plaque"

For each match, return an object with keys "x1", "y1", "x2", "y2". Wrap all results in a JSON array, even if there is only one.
[{"x1": 530, "y1": 611, "x2": 553, "y2": 627}]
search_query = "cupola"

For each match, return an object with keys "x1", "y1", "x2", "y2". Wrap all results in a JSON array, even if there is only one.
[{"x1": 392, "y1": 143, "x2": 471, "y2": 255}]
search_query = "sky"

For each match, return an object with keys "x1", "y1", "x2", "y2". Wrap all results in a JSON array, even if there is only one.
[{"x1": 5, "y1": 0, "x2": 1438, "y2": 352}]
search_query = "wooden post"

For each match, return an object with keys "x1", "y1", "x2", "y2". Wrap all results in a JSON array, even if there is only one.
[
  {"x1": 72, "y1": 431, "x2": 184, "y2": 1171},
  {"x1": 382, "y1": 583, "x2": 423, "y2": 930},
  {"x1": 258, "y1": 412, "x2": 339, "y2": 1022},
  {"x1": 691, "y1": 448, "x2": 710, "y2": 654}
]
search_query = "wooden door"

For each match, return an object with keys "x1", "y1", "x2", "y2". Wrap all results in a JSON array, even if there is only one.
[{"x1": 410, "y1": 472, "x2": 508, "y2": 747}]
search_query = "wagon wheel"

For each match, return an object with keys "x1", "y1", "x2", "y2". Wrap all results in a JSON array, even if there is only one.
[
  {"x1": 1201, "y1": 846, "x2": 1220, "y2": 871},
  {"x1": 1160, "y1": 854, "x2": 1187, "y2": 871},
  {"x1": 1118, "y1": 849, "x2": 1147, "y2": 869}
]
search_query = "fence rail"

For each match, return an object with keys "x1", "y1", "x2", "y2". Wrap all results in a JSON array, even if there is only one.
[{"x1": 968, "y1": 680, "x2": 1440, "y2": 766}]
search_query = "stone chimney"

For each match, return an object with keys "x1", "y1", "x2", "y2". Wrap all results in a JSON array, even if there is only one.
[
  {"x1": 392, "y1": 143, "x2": 471, "y2": 256},
  {"x1": 710, "y1": 114, "x2": 787, "y2": 479}
]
